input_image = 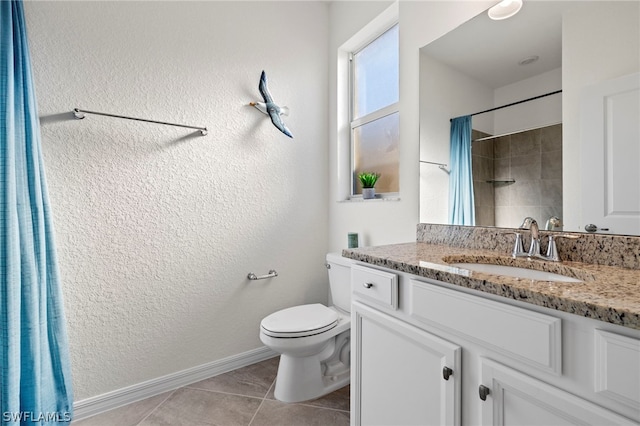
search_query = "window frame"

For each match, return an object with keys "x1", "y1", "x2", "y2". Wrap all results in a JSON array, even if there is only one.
[
  {"x1": 335, "y1": 2, "x2": 399, "y2": 202},
  {"x1": 348, "y1": 23, "x2": 400, "y2": 198}
]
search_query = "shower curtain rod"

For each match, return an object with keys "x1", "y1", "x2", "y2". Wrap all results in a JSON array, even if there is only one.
[
  {"x1": 473, "y1": 121, "x2": 562, "y2": 142},
  {"x1": 73, "y1": 108, "x2": 208, "y2": 136},
  {"x1": 450, "y1": 89, "x2": 562, "y2": 122}
]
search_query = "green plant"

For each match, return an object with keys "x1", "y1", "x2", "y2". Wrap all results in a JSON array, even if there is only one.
[{"x1": 358, "y1": 172, "x2": 380, "y2": 188}]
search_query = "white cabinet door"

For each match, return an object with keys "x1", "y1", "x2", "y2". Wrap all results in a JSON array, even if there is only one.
[
  {"x1": 580, "y1": 72, "x2": 640, "y2": 235},
  {"x1": 352, "y1": 301, "x2": 461, "y2": 426},
  {"x1": 480, "y1": 358, "x2": 637, "y2": 426}
]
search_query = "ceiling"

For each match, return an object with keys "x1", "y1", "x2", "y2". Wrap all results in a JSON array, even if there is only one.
[{"x1": 420, "y1": 2, "x2": 573, "y2": 89}]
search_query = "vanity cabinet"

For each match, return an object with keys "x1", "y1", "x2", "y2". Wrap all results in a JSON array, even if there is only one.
[
  {"x1": 480, "y1": 358, "x2": 634, "y2": 425},
  {"x1": 352, "y1": 301, "x2": 460, "y2": 426},
  {"x1": 350, "y1": 263, "x2": 640, "y2": 426}
]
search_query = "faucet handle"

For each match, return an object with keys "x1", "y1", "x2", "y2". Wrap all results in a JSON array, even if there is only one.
[
  {"x1": 504, "y1": 231, "x2": 526, "y2": 257},
  {"x1": 545, "y1": 234, "x2": 580, "y2": 262},
  {"x1": 513, "y1": 232, "x2": 525, "y2": 257}
]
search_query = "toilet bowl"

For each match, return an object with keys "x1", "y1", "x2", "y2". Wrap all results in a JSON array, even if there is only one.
[{"x1": 259, "y1": 252, "x2": 352, "y2": 403}]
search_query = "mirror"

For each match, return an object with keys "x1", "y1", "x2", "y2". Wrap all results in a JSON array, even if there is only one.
[{"x1": 418, "y1": 1, "x2": 640, "y2": 235}]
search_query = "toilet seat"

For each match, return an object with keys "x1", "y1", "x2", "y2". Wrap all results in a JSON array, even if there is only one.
[{"x1": 261, "y1": 303, "x2": 338, "y2": 338}]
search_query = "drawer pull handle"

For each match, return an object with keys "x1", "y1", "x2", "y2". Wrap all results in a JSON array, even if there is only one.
[
  {"x1": 363, "y1": 282, "x2": 374, "y2": 289},
  {"x1": 442, "y1": 366, "x2": 453, "y2": 381},
  {"x1": 479, "y1": 385, "x2": 490, "y2": 401}
]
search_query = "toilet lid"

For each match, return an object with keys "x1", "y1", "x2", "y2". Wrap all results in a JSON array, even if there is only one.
[{"x1": 261, "y1": 304, "x2": 338, "y2": 338}]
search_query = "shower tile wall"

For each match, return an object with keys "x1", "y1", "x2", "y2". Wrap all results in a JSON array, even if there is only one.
[{"x1": 472, "y1": 124, "x2": 563, "y2": 228}]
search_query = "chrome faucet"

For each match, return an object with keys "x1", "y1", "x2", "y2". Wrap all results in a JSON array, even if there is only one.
[
  {"x1": 518, "y1": 217, "x2": 542, "y2": 258},
  {"x1": 513, "y1": 216, "x2": 580, "y2": 262},
  {"x1": 545, "y1": 216, "x2": 562, "y2": 231}
]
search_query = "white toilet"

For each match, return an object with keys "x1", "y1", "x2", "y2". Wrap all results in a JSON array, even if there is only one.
[{"x1": 259, "y1": 252, "x2": 352, "y2": 403}]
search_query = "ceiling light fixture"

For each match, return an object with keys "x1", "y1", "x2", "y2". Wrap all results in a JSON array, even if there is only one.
[
  {"x1": 488, "y1": 0, "x2": 523, "y2": 21},
  {"x1": 518, "y1": 55, "x2": 539, "y2": 66}
]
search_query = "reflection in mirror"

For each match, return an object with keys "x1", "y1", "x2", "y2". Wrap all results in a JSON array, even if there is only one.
[
  {"x1": 471, "y1": 124, "x2": 562, "y2": 230},
  {"x1": 419, "y1": 1, "x2": 640, "y2": 235}
]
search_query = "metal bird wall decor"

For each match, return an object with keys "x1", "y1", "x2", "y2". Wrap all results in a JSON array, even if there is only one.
[{"x1": 249, "y1": 70, "x2": 293, "y2": 138}]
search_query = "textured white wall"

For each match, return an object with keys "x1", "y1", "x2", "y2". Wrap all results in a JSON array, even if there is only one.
[{"x1": 25, "y1": 1, "x2": 329, "y2": 400}]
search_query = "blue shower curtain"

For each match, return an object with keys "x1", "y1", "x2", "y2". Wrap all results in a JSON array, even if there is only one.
[
  {"x1": 1, "y1": 1, "x2": 74, "y2": 424},
  {"x1": 448, "y1": 116, "x2": 475, "y2": 226}
]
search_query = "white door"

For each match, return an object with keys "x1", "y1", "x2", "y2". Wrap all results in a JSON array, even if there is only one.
[
  {"x1": 581, "y1": 72, "x2": 640, "y2": 235},
  {"x1": 479, "y1": 358, "x2": 636, "y2": 425},
  {"x1": 351, "y1": 301, "x2": 461, "y2": 426}
]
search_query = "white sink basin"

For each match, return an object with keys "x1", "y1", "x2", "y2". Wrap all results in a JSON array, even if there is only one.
[{"x1": 451, "y1": 263, "x2": 582, "y2": 283}]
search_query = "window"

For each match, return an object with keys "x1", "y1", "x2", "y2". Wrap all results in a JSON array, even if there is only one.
[{"x1": 350, "y1": 24, "x2": 399, "y2": 197}]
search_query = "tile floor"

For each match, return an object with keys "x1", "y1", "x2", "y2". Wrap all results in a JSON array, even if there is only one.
[{"x1": 72, "y1": 357, "x2": 350, "y2": 426}]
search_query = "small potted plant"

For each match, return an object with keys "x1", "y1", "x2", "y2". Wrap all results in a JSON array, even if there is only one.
[{"x1": 358, "y1": 172, "x2": 380, "y2": 199}]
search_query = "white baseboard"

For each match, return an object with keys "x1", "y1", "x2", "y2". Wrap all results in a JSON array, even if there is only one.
[{"x1": 73, "y1": 346, "x2": 277, "y2": 421}]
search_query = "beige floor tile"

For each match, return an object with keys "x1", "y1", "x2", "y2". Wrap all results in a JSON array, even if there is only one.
[
  {"x1": 139, "y1": 387, "x2": 262, "y2": 426},
  {"x1": 187, "y1": 357, "x2": 279, "y2": 398},
  {"x1": 301, "y1": 385, "x2": 350, "y2": 412},
  {"x1": 72, "y1": 391, "x2": 173, "y2": 426},
  {"x1": 250, "y1": 399, "x2": 349, "y2": 426},
  {"x1": 266, "y1": 384, "x2": 350, "y2": 412},
  {"x1": 73, "y1": 358, "x2": 349, "y2": 426}
]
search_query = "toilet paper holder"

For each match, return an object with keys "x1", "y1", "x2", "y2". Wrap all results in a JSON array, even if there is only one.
[{"x1": 247, "y1": 270, "x2": 278, "y2": 280}]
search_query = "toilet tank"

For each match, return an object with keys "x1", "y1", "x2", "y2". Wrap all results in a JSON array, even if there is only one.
[{"x1": 326, "y1": 252, "x2": 352, "y2": 313}]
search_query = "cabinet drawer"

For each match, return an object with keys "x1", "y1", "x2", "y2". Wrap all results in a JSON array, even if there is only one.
[
  {"x1": 595, "y1": 329, "x2": 640, "y2": 410},
  {"x1": 351, "y1": 265, "x2": 398, "y2": 310},
  {"x1": 410, "y1": 280, "x2": 561, "y2": 375}
]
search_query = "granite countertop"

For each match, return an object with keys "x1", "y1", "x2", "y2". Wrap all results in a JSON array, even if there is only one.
[{"x1": 343, "y1": 242, "x2": 640, "y2": 330}]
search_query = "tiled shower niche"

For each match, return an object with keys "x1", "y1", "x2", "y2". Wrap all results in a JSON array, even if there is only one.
[{"x1": 472, "y1": 123, "x2": 563, "y2": 228}]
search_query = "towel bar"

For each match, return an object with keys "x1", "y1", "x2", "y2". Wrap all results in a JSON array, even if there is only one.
[{"x1": 73, "y1": 108, "x2": 208, "y2": 136}]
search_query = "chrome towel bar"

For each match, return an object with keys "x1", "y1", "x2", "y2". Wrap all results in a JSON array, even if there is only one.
[
  {"x1": 73, "y1": 108, "x2": 208, "y2": 136},
  {"x1": 420, "y1": 160, "x2": 450, "y2": 174},
  {"x1": 247, "y1": 270, "x2": 278, "y2": 280}
]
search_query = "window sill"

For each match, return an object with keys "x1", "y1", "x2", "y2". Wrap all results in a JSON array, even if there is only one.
[{"x1": 337, "y1": 196, "x2": 401, "y2": 203}]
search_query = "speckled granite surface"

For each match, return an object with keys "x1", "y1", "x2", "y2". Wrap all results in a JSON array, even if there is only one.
[
  {"x1": 416, "y1": 224, "x2": 640, "y2": 269},
  {"x1": 343, "y1": 241, "x2": 640, "y2": 330}
]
